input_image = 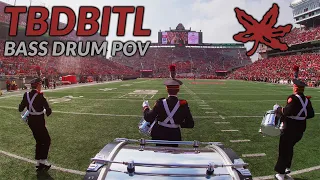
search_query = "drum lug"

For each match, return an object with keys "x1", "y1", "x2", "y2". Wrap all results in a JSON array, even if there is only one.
[
  {"x1": 139, "y1": 138, "x2": 146, "y2": 151},
  {"x1": 193, "y1": 140, "x2": 200, "y2": 153},
  {"x1": 206, "y1": 162, "x2": 215, "y2": 177},
  {"x1": 127, "y1": 160, "x2": 135, "y2": 176}
]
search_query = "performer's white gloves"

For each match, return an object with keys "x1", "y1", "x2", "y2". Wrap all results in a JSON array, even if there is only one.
[
  {"x1": 142, "y1": 100, "x2": 150, "y2": 108},
  {"x1": 273, "y1": 104, "x2": 280, "y2": 111}
]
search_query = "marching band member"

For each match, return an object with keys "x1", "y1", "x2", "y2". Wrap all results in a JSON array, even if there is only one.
[
  {"x1": 142, "y1": 65, "x2": 194, "y2": 147},
  {"x1": 18, "y1": 78, "x2": 52, "y2": 171},
  {"x1": 273, "y1": 79, "x2": 314, "y2": 180}
]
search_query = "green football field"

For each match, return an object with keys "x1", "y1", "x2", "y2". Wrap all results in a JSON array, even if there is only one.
[{"x1": 0, "y1": 79, "x2": 319, "y2": 180}]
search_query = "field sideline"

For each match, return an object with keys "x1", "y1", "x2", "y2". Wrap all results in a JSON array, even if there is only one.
[{"x1": 0, "y1": 79, "x2": 319, "y2": 179}]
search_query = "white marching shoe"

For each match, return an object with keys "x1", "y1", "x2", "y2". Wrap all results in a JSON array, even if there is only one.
[{"x1": 275, "y1": 173, "x2": 285, "y2": 180}]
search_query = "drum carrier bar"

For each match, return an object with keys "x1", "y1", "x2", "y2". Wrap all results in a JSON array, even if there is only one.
[{"x1": 91, "y1": 138, "x2": 249, "y2": 178}]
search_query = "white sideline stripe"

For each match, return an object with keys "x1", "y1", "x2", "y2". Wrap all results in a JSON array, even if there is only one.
[
  {"x1": 0, "y1": 150, "x2": 85, "y2": 176},
  {"x1": 202, "y1": 108, "x2": 213, "y2": 110},
  {"x1": 242, "y1": 153, "x2": 266, "y2": 157},
  {"x1": 221, "y1": 130, "x2": 239, "y2": 132},
  {"x1": 253, "y1": 165, "x2": 320, "y2": 180},
  {"x1": 0, "y1": 80, "x2": 122, "y2": 99},
  {"x1": 230, "y1": 140, "x2": 251, "y2": 143}
]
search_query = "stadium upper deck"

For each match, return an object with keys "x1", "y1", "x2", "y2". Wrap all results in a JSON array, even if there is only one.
[{"x1": 111, "y1": 23, "x2": 252, "y2": 78}]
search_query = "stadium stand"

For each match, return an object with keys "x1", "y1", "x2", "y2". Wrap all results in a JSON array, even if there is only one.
[
  {"x1": 0, "y1": 0, "x2": 137, "y2": 81},
  {"x1": 111, "y1": 46, "x2": 251, "y2": 78},
  {"x1": 229, "y1": 1, "x2": 320, "y2": 87},
  {"x1": 229, "y1": 54, "x2": 320, "y2": 87}
]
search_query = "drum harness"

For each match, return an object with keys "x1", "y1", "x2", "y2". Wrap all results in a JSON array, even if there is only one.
[
  {"x1": 27, "y1": 92, "x2": 44, "y2": 116},
  {"x1": 287, "y1": 94, "x2": 308, "y2": 121},
  {"x1": 158, "y1": 99, "x2": 180, "y2": 128}
]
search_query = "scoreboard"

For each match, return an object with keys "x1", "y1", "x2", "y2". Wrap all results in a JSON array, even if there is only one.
[{"x1": 158, "y1": 31, "x2": 203, "y2": 45}]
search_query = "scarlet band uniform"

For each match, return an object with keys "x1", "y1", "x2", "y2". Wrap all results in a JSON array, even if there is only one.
[
  {"x1": 18, "y1": 78, "x2": 52, "y2": 171},
  {"x1": 143, "y1": 65, "x2": 194, "y2": 147},
  {"x1": 274, "y1": 79, "x2": 315, "y2": 180}
]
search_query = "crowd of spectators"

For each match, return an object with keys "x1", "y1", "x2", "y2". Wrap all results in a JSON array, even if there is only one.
[
  {"x1": 229, "y1": 53, "x2": 320, "y2": 87},
  {"x1": 112, "y1": 46, "x2": 251, "y2": 78},
  {"x1": 280, "y1": 26, "x2": 320, "y2": 45},
  {"x1": 0, "y1": 39, "x2": 137, "y2": 77}
]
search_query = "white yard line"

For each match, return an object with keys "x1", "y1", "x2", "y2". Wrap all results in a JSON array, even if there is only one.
[
  {"x1": 0, "y1": 106, "x2": 270, "y2": 118},
  {"x1": 214, "y1": 122, "x2": 230, "y2": 124},
  {"x1": 0, "y1": 150, "x2": 85, "y2": 176},
  {"x1": 228, "y1": 116, "x2": 262, "y2": 118},
  {"x1": 253, "y1": 165, "x2": 320, "y2": 180},
  {"x1": 118, "y1": 94, "x2": 128, "y2": 98}
]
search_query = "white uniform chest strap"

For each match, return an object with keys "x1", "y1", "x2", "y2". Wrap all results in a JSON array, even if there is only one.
[
  {"x1": 27, "y1": 92, "x2": 44, "y2": 115},
  {"x1": 287, "y1": 94, "x2": 308, "y2": 121},
  {"x1": 158, "y1": 99, "x2": 180, "y2": 128}
]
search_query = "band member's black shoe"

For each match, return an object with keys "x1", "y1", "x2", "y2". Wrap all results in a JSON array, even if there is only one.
[
  {"x1": 285, "y1": 168, "x2": 291, "y2": 174},
  {"x1": 36, "y1": 163, "x2": 51, "y2": 171}
]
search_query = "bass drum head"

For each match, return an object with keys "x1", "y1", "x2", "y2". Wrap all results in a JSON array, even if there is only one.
[{"x1": 105, "y1": 145, "x2": 234, "y2": 180}]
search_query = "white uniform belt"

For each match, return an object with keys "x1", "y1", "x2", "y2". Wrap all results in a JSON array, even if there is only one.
[
  {"x1": 287, "y1": 94, "x2": 308, "y2": 121},
  {"x1": 158, "y1": 121, "x2": 180, "y2": 128},
  {"x1": 27, "y1": 92, "x2": 44, "y2": 116},
  {"x1": 158, "y1": 99, "x2": 180, "y2": 128}
]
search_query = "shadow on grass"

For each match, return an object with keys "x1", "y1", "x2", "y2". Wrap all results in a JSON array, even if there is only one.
[{"x1": 36, "y1": 171, "x2": 54, "y2": 180}]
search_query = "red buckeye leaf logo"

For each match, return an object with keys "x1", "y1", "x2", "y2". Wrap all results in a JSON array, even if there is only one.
[{"x1": 233, "y1": 3, "x2": 293, "y2": 56}]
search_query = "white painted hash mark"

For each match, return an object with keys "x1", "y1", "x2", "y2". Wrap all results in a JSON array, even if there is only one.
[
  {"x1": 242, "y1": 153, "x2": 266, "y2": 157},
  {"x1": 230, "y1": 140, "x2": 251, "y2": 143},
  {"x1": 205, "y1": 112, "x2": 217, "y2": 114},
  {"x1": 214, "y1": 122, "x2": 230, "y2": 124}
]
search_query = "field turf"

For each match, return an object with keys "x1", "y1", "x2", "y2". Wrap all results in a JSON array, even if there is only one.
[{"x1": 0, "y1": 79, "x2": 319, "y2": 179}]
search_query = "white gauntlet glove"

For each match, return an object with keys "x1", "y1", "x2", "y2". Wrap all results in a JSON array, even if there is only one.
[
  {"x1": 142, "y1": 100, "x2": 150, "y2": 108},
  {"x1": 273, "y1": 104, "x2": 280, "y2": 111}
]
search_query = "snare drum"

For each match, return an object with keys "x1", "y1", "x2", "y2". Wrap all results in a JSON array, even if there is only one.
[
  {"x1": 138, "y1": 118, "x2": 156, "y2": 137},
  {"x1": 21, "y1": 110, "x2": 29, "y2": 123},
  {"x1": 260, "y1": 110, "x2": 281, "y2": 136}
]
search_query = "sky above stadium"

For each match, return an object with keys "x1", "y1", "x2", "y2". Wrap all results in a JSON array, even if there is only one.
[{"x1": 8, "y1": 0, "x2": 296, "y2": 61}]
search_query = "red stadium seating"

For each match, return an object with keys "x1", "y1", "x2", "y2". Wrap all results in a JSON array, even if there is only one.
[
  {"x1": 229, "y1": 54, "x2": 320, "y2": 85},
  {"x1": 111, "y1": 46, "x2": 251, "y2": 78}
]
